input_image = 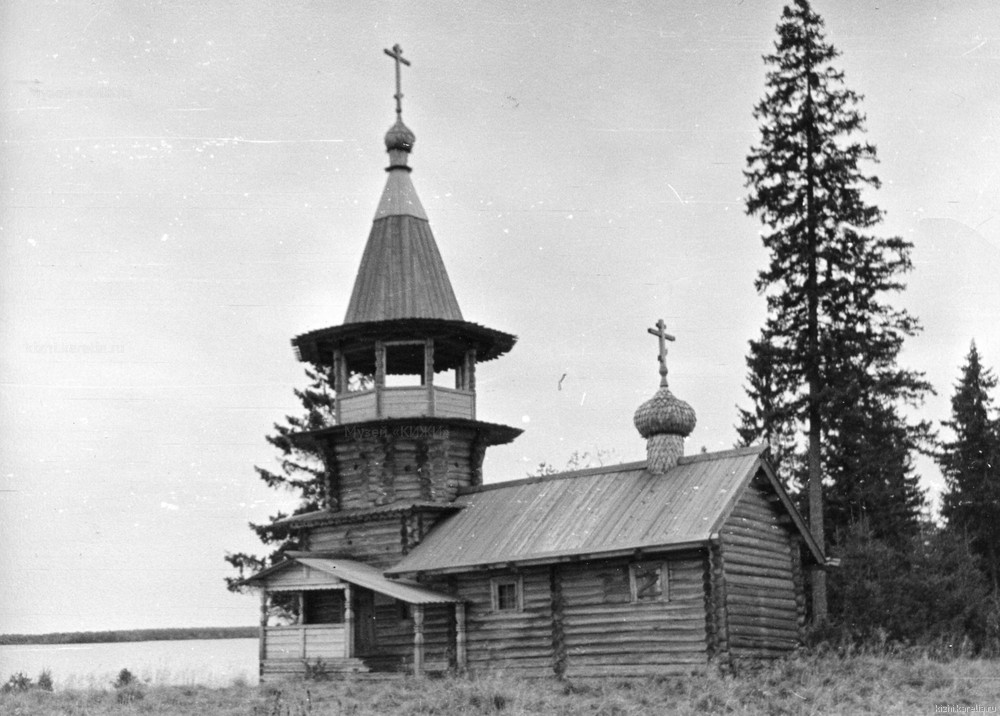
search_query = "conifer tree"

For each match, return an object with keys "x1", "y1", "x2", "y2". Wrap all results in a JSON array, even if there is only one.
[
  {"x1": 739, "y1": 0, "x2": 930, "y2": 618},
  {"x1": 937, "y1": 342, "x2": 1000, "y2": 592},
  {"x1": 224, "y1": 368, "x2": 336, "y2": 591}
]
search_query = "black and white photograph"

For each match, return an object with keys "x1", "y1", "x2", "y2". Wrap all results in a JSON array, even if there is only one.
[{"x1": 2, "y1": 1, "x2": 998, "y2": 713}]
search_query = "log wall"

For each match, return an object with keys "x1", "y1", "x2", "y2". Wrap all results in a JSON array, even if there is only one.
[
  {"x1": 559, "y1": 554, "x2": 709, "y2": 677},
  {"x1": 449, "y1": 568, "x2": 554, "y2": 676},
  {"x1": 429, "y1": 555, "x2": 711, "y2": 678},
  {"x1": 307, "y1": 519, "x2": 406, "y2": 569},
  {"x1": 719, "y1": 474, "x2": 801, "y2": 658},
  {"x1": 325, "y1": 427, "x2": 481, "y2": 511},
  {"x1": 360, "y1": 596, "x2": 453, "y2": 672}
]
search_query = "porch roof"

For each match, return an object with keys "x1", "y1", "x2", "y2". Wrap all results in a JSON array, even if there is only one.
[{"x1": 243, "y1": 554, "x2": 460, "y2": 605}]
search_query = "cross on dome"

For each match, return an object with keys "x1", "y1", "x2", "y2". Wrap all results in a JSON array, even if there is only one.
[
  {"x1": 384, "y1": 44, "x2": 411, "y2": 117},
  {"x1": 647, "y1": 319, "x2": 675, "y2": 388}
]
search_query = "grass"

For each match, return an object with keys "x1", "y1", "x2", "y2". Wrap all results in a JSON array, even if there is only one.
[{"x1": 1, "y1": 652, "x2": 998, "y2": 715}]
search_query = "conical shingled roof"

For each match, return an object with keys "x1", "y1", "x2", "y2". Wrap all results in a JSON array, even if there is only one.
[{"x1": 343, "y1": 120, "x2": 463, "y2": 324}]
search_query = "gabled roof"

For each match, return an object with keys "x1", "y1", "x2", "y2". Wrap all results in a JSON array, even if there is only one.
[
  {"x1": 386, "y1": 445, "x2": 824, "y2": 576},
  {"x1": 241, "y1": 555, "x2": 459, "y2": 605}
]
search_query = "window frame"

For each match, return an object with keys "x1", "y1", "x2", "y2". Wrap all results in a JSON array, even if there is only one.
[
  {"x1": 490, "y1": 575, "x2": 524, "y2": 613},
  {"x1": 629, "y1": 561, "x2": 668, "y2": 603}
]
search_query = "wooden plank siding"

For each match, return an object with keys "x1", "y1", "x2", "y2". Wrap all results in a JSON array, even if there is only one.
[
  {"x1": 263, "y1": 625, "x2": 345, "y2": 660},
  {"x1": 433, "y1": 388, "x2": 474, "y2": 419},
  {"x1": 381, "y1": 387, "x2": 431, "y2": 419},
  {"x1": 719, "y1": 475, "x2": 801, "y2": 659},
  {"x1": 264, "y1": 563, "x2": 345, "y2": 591},
  {"x1": 338, "y1": 392, "x2": 377, "y2": 423},
  {"x1": 559, "y1": 555, "x2": 709, "y2": 677}
]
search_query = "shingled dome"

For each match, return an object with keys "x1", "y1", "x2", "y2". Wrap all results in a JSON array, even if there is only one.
[
  {"x1": 633, "y1": 386, "x2": 697, "y2": 438},
  {"x1": 634, "y1": 380, "x2": 697, "y2": 475}
]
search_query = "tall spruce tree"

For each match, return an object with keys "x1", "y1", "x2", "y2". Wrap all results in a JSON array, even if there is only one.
[
  {"x1": 224, "y1": 368, "x2": 336, "y2": 591},
  {"x1": 937, "y1": 342, "x2": 1000, "y2": 592},
  {"x1": 739, "y1": 0, "x2": 930, "y2": 619}
]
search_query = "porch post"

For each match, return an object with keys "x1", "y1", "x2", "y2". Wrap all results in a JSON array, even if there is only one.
[
  {"x1": 455, "y1": 602, "x2": 467, "y2": 670},
  {"x1": 298, "y1": 592, "x2": 306, "y2": 658},
  {"x1": 413, "y1": 604, "x2": 425, "y2": 676},
  {"x1": 258, "y1": 591, "x2": 267, "y2": 665},
  {"x1": 344, "y1": 584, "x2": 354, "y2": 658}
]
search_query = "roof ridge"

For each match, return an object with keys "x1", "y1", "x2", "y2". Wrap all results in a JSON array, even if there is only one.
[
  {"x1": 464, "y1": 445, "x2": 769, "y2": 495},
  {"x1": 676, "y1": 444, "x2": 767, "y2": 465},
  {"x1": 465, "y1": 460, "x2": 648, "y2": 494}
]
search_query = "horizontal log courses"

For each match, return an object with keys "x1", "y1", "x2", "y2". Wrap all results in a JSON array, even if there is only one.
[
  {"x1": 454, "y1": 568, "x2": 553, "y2": 673},
  {"x1": 719, "y1": 477, "x2": 799, "y2": 657},
  {"x1": 308, "y1": 520, "x2": 407, "y2": 568},
  {"x1": 561, "y1": 556, "x2": 709, "y2": 672}
]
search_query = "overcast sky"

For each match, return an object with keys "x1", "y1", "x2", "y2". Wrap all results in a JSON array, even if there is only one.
[{"x1": 2, "y1": 1, "x2": 998, "y2": 635}]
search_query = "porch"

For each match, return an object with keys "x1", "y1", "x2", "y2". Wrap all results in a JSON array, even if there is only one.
[{"x1": 245, "y1": 556, "x2": 465, "y2": 681}]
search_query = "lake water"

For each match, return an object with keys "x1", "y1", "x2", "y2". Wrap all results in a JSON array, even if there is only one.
[{"x1": 0, "y1": 638, "x2": 259, "y2": 690}]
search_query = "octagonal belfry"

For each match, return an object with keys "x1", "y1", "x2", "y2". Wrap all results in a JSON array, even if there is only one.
[{"x1": 288, "y1": 65, "x2": 520, "y2": 513}]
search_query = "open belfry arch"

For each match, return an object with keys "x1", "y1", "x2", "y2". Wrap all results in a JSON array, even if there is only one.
[{"x1": 241, "y1": 47, "x2": 828, "y2": 680}]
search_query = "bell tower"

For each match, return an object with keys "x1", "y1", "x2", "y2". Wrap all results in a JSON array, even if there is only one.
[{"x1": 289, "y1": 46, "x2": 520, "y2": 521}]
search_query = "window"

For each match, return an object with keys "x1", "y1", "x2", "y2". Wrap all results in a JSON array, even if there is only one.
[
  {"x1": 490, "y1": 576, "x2": 523, "y2": 612},
  {"x1": 384, "y1": 342, "x2": 426, "y2": 387},
  {"x1": 630, "y1": 562, "x2": 667, "y2": 602}
]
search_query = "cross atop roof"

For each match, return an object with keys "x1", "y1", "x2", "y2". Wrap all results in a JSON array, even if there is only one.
[
  {"x1": 384, "y1": 44, "x2": 411, "y2": 117},
  {"x1": 647, "y1": 319, "x2": 675, "y2": 388}
]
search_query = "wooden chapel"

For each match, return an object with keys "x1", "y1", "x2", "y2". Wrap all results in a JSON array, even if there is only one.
[{"x1": 241, "y1": 46, "x2": 827, "y2": 680}]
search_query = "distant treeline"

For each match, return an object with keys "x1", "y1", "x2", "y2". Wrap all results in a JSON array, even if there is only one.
[{"x1": 0, "y1": 626, "x2": 258, "y2": 646}]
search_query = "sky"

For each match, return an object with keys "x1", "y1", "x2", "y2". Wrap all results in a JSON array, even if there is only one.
[{"x1": 1, "y1": 0, "x2": 998, "y2": 635}]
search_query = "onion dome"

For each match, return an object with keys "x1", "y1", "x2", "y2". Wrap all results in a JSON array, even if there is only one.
[
  {"x1": 385, "y1": 118, "x2": 415, "y2": 153},
  {"x1": 633, "y1": 387, "x2": 697, "y2": 439}
]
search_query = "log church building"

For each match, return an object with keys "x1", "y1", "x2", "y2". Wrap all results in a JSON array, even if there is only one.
[{"x1": 242, "y1": 46, "x2": 827, "y2": 680}]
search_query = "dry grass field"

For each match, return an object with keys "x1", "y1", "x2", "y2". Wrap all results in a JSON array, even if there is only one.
[{"x1": 1, "y1": 652, "x2": 998, "y2": 715}]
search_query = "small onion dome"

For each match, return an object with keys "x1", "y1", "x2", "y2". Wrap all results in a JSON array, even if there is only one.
[
  {"x1": 385, "y1": 118, "x2": 415, "y2": 152},
  {"x1": 633, "y1": 386, "x2": 697, "y2": 439}
]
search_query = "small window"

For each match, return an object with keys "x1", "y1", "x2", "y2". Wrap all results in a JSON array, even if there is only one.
[
  {"x1": 491, "y1": 576, "x2": 523, "y2": 612},
  {"x1": 630, "y1": 562, "x2": 667, "y2": 602},
  {"x1": 397, "y1": 600, "x2": 411, "y2": 621}
]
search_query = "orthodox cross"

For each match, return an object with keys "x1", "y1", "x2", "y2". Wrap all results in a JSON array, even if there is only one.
[
  {"x1": 647, "y1": 319, "x2": 675, "y2": 387},
  {"x1": 383, "y1": 44, "x2": 411, "y2": 117}
]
